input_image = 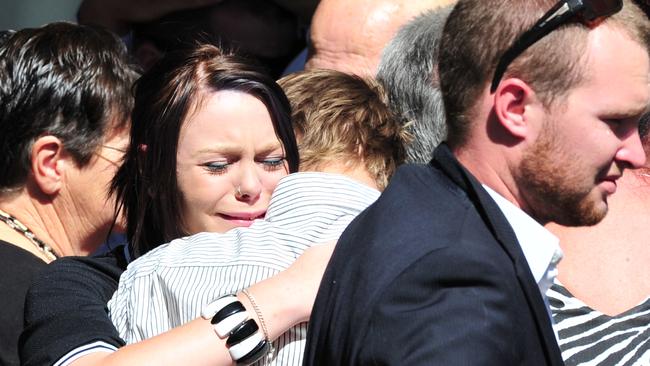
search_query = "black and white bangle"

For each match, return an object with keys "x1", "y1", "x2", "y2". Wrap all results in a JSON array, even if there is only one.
[
  {"x1": 234, "y1": 339, "x2": 271, "y2": 366},
  {"x1": 228, "y1": 328, "x2": 267, "y2": 361},
  {"x1": 201, "y1": 294, "x2": 271, "y2": 365},
  {"x1": 201, "y1": 295, "x2": 248, "y2": 337},
  {"x1": 226, "y1": 319, "x2": 259, "y2": 346}
]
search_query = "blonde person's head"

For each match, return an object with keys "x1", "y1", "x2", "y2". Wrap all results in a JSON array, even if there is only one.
[{"x1": 279, "y1": 69, "x2": 409, "y2": 190}]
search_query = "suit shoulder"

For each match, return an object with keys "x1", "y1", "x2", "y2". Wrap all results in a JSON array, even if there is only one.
[{"x1": 371, "y1": 163, "x2": 470, "y2": 218}]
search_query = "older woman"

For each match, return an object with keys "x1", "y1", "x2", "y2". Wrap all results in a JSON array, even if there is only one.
[{"x1": 0, "y1": 23, "x2": 137, "y2": 366}]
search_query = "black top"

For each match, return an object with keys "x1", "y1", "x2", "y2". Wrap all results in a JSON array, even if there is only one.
[
  {"x1": 303, "y1": 144, "x2": 564, "y2": 365},
  {"x1": 0, "y1": 241, "x2": 46, "y2": 366},
  {"x1": 20, "y1": 248, "x2": 128, "y2": 366}
]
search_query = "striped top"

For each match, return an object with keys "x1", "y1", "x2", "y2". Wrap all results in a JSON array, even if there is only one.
[
  {"x1": 548, "y1": 281, "x2": 650, "y2": 365},
  {"x1": 108, "y1": 172, "x2": 380, "y2": 365}
]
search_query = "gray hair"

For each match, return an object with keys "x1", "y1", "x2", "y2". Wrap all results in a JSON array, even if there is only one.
[{"x1": 376, "y1": 6, "x2": 451, "y2": 164}]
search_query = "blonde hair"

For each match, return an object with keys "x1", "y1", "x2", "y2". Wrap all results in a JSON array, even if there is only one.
[{"x1": 279, "y1": 69, "x2": 409, "y2": 190}]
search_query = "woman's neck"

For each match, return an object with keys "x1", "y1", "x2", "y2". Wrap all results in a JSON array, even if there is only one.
[{"x1": 0, "y1": 191, "x2": 72, "y2": 260}]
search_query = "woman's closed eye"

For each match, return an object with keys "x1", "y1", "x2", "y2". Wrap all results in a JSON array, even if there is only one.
[
  {"x1": 259, "y1": 156, "x2": 286, "y2": 171},
  {"x1": 202, "y1": 161, "x2": 230, "y2": 175}
]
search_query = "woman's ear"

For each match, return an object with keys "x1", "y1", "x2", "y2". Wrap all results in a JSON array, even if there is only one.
[
  {"x1": 492, "y1": 78, "x2": 540, "y2": 140},
  {"x1": 30, "y1": 136, "x2": 68, "y2": 195}
]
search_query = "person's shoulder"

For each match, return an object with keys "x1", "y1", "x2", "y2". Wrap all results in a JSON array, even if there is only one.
[
  {"x1": 21, "y1": 249, "x2": 127, "y2": 366},
  {"x1": 31, "y1": 247, "x2": 125, "y2": 295},
  {"x1": 382, "y1": 162, "x2": 468, "y2": 204},
  {"x1": 356, "y1": 163, "x2": 470, "y2": 237},
  {"x1": 54, "y1": 252, "x2": 124, "y2": 274},
  {"x1": 0, "y1": 240, "x2": 47, "y2": 270}
]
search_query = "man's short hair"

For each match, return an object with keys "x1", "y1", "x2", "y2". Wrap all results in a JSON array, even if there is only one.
[
  {"x1": 439, "y1": 0, "x2": 650, "y2": 147},
  {"x1": 0, "y1": 22, "x2": 138, "y2": 192},
  {"x1": 279, "y1": 69, "x2": 409, "y2": 190},
  {"x1": 377, "y1": 7, "x2": 452, "y2": 164}
]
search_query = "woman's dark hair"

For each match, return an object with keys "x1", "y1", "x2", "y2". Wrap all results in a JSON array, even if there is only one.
[
  {"x1": 111, "y1": 44, "x2": 299, "y2": 257},
  {"x1": 0, "y1": 22, "x2": 137, "y2": 192}
]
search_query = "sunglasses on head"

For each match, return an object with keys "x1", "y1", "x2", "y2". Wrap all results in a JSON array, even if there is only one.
[{"x1": 490, "y1": 0, "x2": 623, "y2": 93}]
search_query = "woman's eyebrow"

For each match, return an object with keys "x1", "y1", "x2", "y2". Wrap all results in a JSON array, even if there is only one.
[{"x1": 194, "y1": 144, "x2": 240, "y2": 156}]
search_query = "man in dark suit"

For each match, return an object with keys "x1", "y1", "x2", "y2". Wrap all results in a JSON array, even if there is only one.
[{"x1": 303, "y1": 0, "x2": 650, "y2": 364}]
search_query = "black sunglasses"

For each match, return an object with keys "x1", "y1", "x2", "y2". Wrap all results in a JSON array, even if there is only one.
[{"x1": 490, "y1": 0, "x2": 623, "y2": 93}]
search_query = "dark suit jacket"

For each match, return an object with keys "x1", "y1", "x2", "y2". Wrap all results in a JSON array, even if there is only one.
[{"x1": 303, "y1": 144, "x2": 564, "y2": 365}]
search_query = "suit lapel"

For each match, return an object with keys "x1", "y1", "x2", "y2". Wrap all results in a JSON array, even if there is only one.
[{"x1": 432, "y1": 144, "x2": 564, "y2": 365}]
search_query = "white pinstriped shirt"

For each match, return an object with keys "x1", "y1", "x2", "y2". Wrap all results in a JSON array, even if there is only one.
[{"x1": 108, "y1": 172, "x2": 380, "y2": 365}]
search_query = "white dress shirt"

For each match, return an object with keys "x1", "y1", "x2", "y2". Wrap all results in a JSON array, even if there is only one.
[{"x1": 482, "y1": 185, "x2": 563, "y2": 311}]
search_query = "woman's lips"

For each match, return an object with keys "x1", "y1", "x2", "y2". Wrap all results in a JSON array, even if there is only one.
[{"x1": 218, "y1": 212, "x2": 266, "y2": 227}]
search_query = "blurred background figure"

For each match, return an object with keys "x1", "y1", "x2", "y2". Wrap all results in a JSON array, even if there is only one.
[
  {"x1": 0, "y1": 22, "x2": 137, "y2": 366},
  {"x1": 78, "y1": 0, "x2": 317, "y2": 78},
  {"x1": 305, "y1": 0, "x2": 455, "y2": 76}
]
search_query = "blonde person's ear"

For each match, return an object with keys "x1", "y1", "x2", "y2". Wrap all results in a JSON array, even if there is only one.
[{"x1": 30, "y1": 135, "x2": 68, "y2": 195}]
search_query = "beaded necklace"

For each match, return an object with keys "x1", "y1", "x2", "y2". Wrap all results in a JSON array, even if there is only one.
[{"x1": 0, "y1": 208, "x2": 59, "y2": 260}]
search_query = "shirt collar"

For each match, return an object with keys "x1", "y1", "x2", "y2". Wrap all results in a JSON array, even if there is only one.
[
  {"x1": 266, "y1": 172, "x2": 380, "y2": 217},
  {"x1": 482, "y1": 185, "x2": 563, "y2": 289}
]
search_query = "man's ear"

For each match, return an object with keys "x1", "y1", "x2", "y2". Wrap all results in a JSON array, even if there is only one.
[
  {"x1": 31, "y1": 136, "x2": 68, "y2": 195},
  {"x1": 493, "y1": 78, "x2": 538, "y2": 139}
]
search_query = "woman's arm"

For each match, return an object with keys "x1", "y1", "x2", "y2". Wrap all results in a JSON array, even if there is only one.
[{"x1": 66, "y1": 243, "x2": 335, "y2": 366}]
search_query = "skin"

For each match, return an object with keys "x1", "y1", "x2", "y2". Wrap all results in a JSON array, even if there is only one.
[
  {"x1": 456, "y1": 25, "x2": 648, "y2": 226},
  {"x1": 176, "y1": 90, "x2": 288, "y2": 235},
  {"x1": 305, "y1": 0, "x2": 456, "y2": 76}
]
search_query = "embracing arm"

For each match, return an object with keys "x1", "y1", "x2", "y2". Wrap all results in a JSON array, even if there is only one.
[{"x1": 30, "y1": 243, "x2": 335, "y2": 366}]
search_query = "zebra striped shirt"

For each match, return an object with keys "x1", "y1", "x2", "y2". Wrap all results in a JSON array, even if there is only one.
[
  {"x1": 548, "y1": 281, "x2": 650, "y2": 365},
  {"x1": 108, "y1": 172, "x2": 380, "y2": 365}
]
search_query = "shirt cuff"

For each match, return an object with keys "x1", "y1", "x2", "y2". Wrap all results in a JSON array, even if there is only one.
[{"x1": 54, "y1": 341, "x2": 118, "y2": 366}]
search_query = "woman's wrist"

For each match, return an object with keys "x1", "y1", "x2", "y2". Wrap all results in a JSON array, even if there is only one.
[{"x1": 239, "y1": 272, "x2": 308, "y2": 341}]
